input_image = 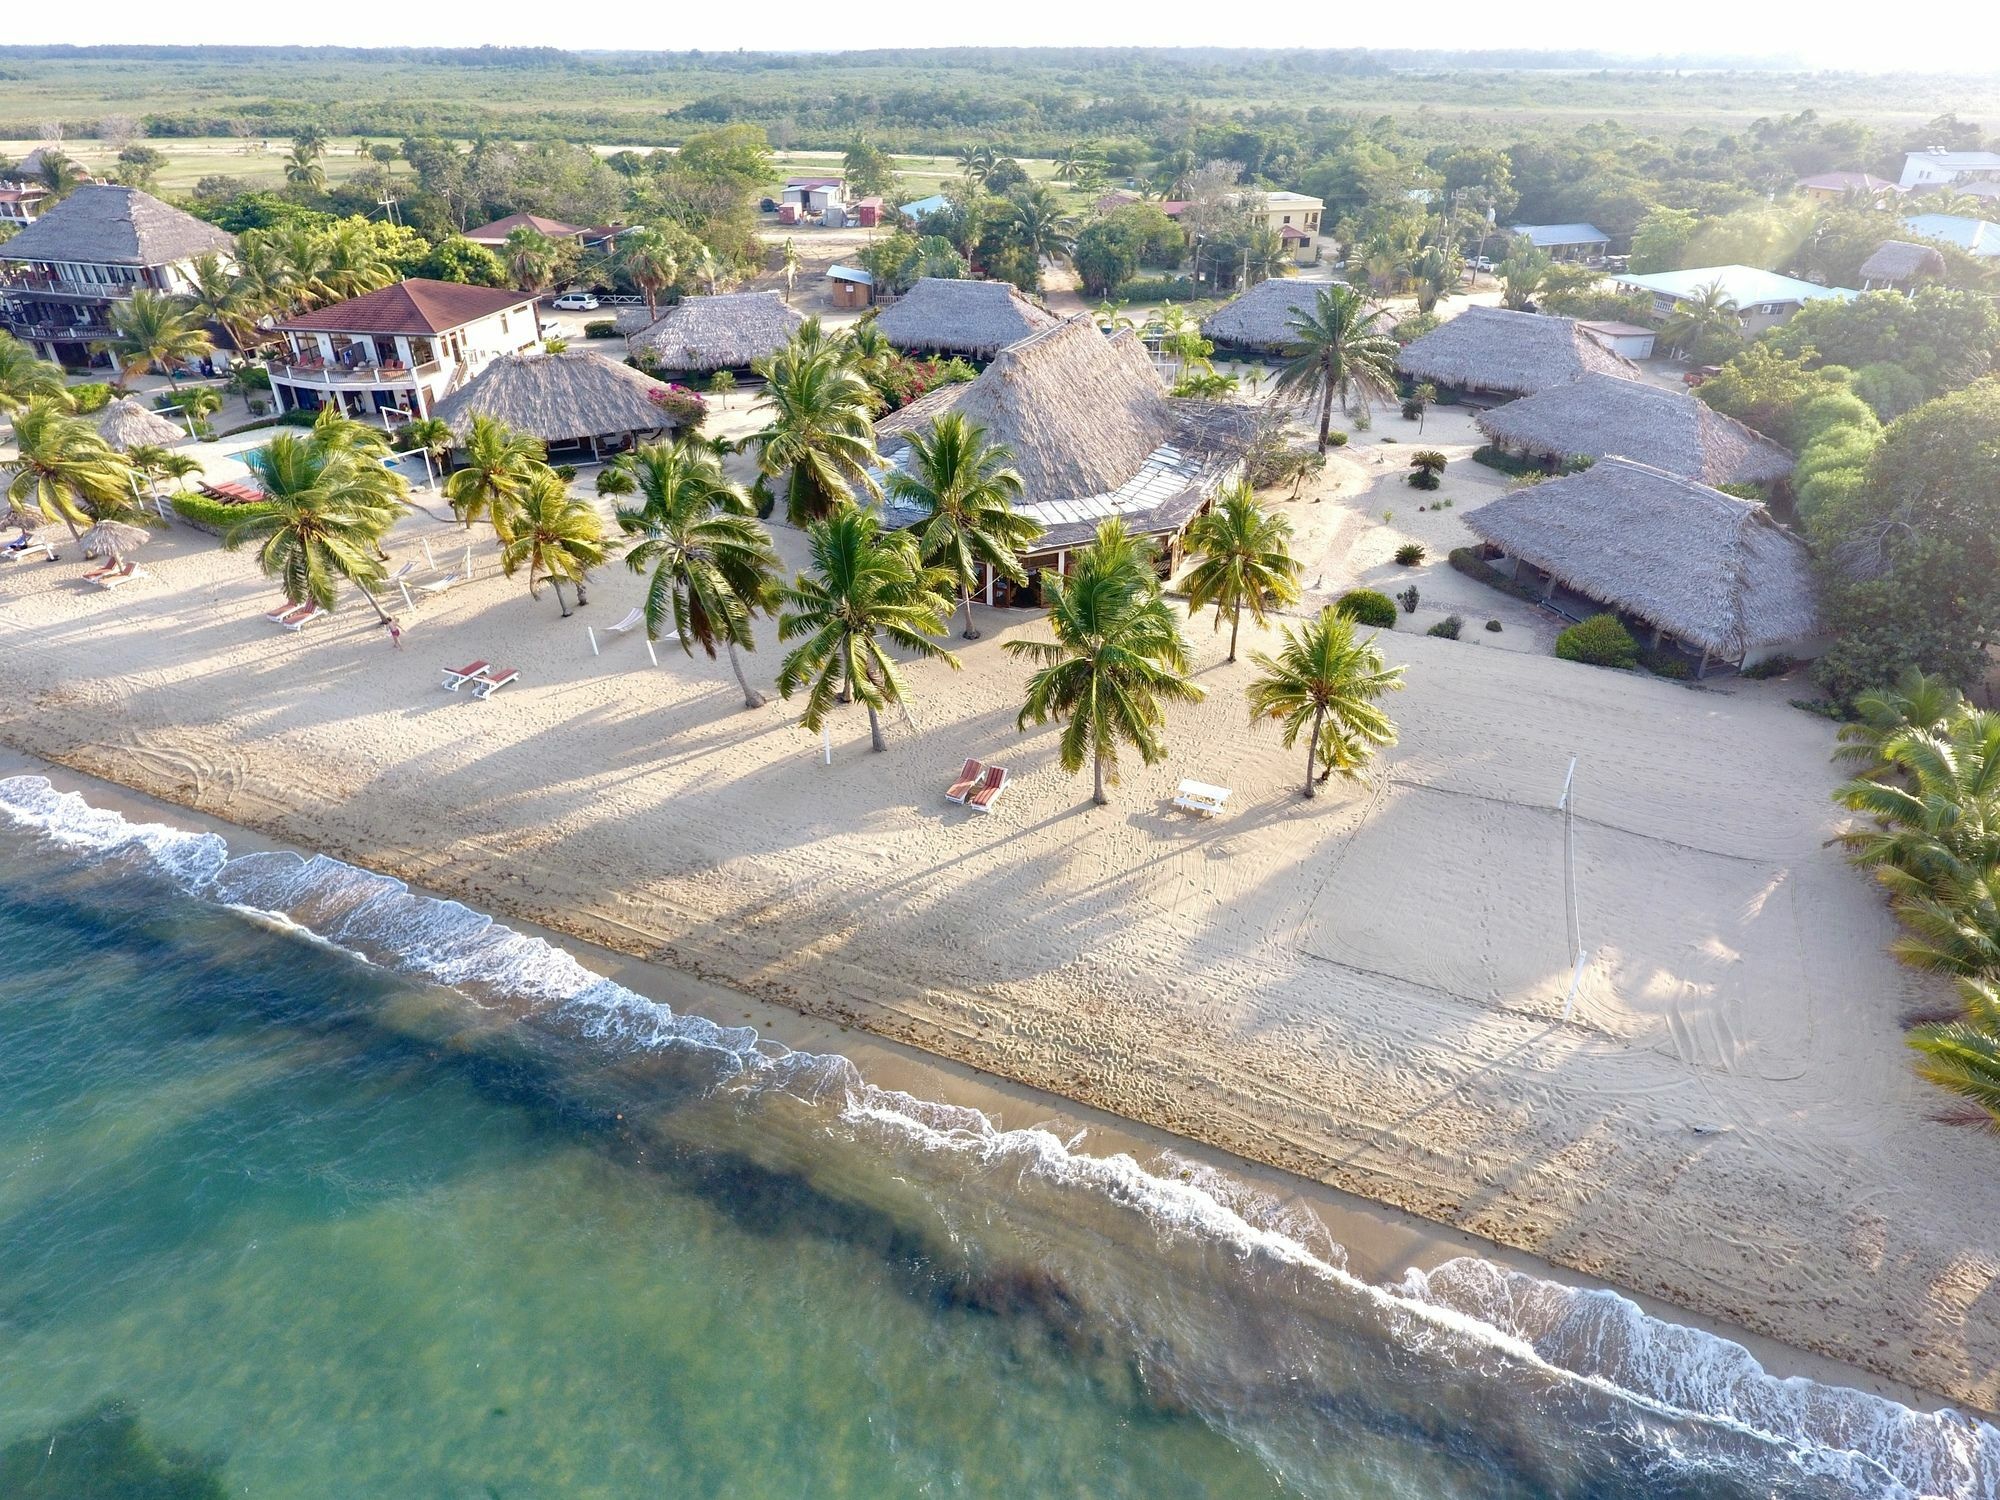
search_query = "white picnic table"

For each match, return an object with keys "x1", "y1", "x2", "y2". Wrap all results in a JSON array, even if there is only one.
[{"x1": 1173, "y1": 779, "x2": 1232, "y2": 816}]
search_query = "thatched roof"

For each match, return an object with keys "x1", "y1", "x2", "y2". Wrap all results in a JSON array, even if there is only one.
[
  {"x1": 1462, "y1": 457, "x2": 1820, "y2": 659},
  {"x1": 433, "y1": 350, "x2": 680, "y2": 442},
  {"x1": 1200, "y1": 278, "x2": 1328, "y2": 351},
  {"x1": 871, "y1": 278, "x2": 1059, "y2": 358},
  {"x1": 626, "y1": 292, "x2": 803, "y2": 372},
  {"x1": 1474, "y1": 374, "x2": 1793, "y2": 487},
  {"x1": 0, "y1": 185, "x2": 232, "y2": 267},
  {"x1": 96, "y1": 397, "x2": 186, "y2": 451},
  {"x1": 1396, "y1": 306, "x2": 1636, "y2": 397},
  {"x1": 1859, "y1": 240, "x2": 1947, "y2": 285}
]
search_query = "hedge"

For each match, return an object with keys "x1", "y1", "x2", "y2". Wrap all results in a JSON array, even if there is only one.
[
  {"x1": 1555, "y1": 613, "x2": 1639, "y2": 669},
  {"x1": 1334, "y1": 588, "x2": 1397, "y2": 628},
  {"x1": 171, "y1": 493, "x2": 276, "y2": 535},
  {"x1": 1448, "y1": 546, "x2": 1544, "y2": 605}
]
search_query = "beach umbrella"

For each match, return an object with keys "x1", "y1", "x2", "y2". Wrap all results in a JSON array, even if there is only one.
[
  {"x1": 78, "y1": 520, "x2": 151, "y2": 563},
  {"x1": 96, "y1": 397, "x2": 187, "y2": 452},
  {"x1": 0, "y1": 502, "x2": 49, "y2": 534}
]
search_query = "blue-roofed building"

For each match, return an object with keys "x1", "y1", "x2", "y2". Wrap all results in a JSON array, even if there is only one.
[
  {"x1": 827, "y1": 264, "x2": 874, "y2": 310},
  {"x1": 1901, "y1": 213, "x2": 2000, "y2": 258},
  {"x1": 1611, "y1": 265, "x2": 1856, "y2": 336},
  {"x1": 1510, "y1": 222, "x2": 1612, "y2": 260},
  {"x1": 899, "y1": 193, "x2": 954, "y2": 222}
]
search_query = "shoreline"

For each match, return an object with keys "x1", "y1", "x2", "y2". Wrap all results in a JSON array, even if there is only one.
[{"x1": 0, "y1": 745, "x2": 1958, "y2": 1420}]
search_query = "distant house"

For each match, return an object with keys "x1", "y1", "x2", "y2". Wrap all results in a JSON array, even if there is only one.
[
  {"x1": 1200, "y1": 277, "x2": 1326, "y2": 353},
  {"x1": 268, "y1": 279, "x2": 540, "y2": 420},
  {"x1": 1899, "y1": 150, "x2": 2000, "y2": 191},
  {"x1": 625, "y1": 291, "x2": 804, "y2": 376},
  {"x1": 1795, "y1": 171, "x2": 1900, "y2": 203},
  {"x1": 1463, "y1": 457, "x2": 1823, "y2": 675},
  {"x1": 1611, "y1": 265, "x2": 1856, "y2": 336},
  {"x1": 898, "y1": 193, "x2": 954, "y2": 223},
  {"x1": 463, "y1": 213, "x2": 591, "y2": 248},
  {"x1": 1260, "y1": 191, "x2": 1324, "y2": 259},
  {"x1": 1901, "y1": 213, "x2": 2000, "y2": 258},
  {"x1": 782, "y1": 177, "x2": 844, "y2": 212},
  {"x1": 1575, "y1": 320, "x2": 1657, "y2": 361},
  {"x1": 851, "y1": 197, "x2": 884, "y2": 229},
  {"x1": 1509, "y1": 222, "x2": 1611, "y2": 260},
  {"x1": 1473, "y1": 373, "x2": 1793, "y2": 488},
  {"x1": 0, "y1": 184, "x2": 235, "y2": 368},
  {"x1": 0, "y1": 182, "x2": 50, "y2": 228},
  {"x1": 433, "y1": 349, "x2": 683, "y2": 459},
  {"x1": 1394, "y1": 305, "x2": 1636, "y2": 403},
  {"x1": 827, "y1": 264, "x2": 874, "y2": 310},
  {"x1": 1858, "y1": 240, "x2": 1949, "y2": 292},
  {"x1": 872, "y1": 277, "x2": 1058, "y2": 360}
]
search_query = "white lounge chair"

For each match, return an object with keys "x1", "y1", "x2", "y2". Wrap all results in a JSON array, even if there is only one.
[
  {"x1": 280, "y1": 603, "x2": 324, "y2": 631},
  {"x1": 440, "y1": 660, "x2": 491, "y2": 692},
  {"x1": 1, "y1": 536, "x2": 54, "y2": 563},
  {"x1": 95, "y1": 562, "x2": 149, "y2": 590},
  {"x1": 1172, "y1": 779, "x2": 1232, "y2": 817},
  {"x1": 472, "y1": 666, "x2": 519, "y2": 699},
  {"x1": 266, "y1": 600, "x2": 311, "y2": 625}
]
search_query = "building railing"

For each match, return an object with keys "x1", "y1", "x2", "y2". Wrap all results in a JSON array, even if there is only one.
[
  {"x1": 269, "y1": 357, "x2": 444, "y2": 387},
  {"x1": 0, "y1": 271, "x2": 143, "y2": 299}
]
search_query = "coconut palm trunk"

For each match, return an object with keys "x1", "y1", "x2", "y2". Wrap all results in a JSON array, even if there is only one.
[
  {"x1": 1303, "y1": 704, "x2": 1325, "y2": 798},
  {"x1": 1317, "y1": 376, "x2": 1336, "y2": 452},
  {"x1": 1229, "y1": 601, "x2": 1243, "y2": 662},
  {"x1": 358, "y1": 585, "x2": 390, "y2": 625},
  {"x1": 726, "y1": 638, "x2": 766, "y2": 709},
  {"x1": 1094, "y1": 749, "x2": 1108, "y2": 806},
  {"x1": 960, "y1": 583, "x2": 979, "y2": 640}
]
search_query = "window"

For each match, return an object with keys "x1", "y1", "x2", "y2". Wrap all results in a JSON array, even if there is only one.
[{"x1": 499, "y1": 314, "x2": 509, "y2": 335}]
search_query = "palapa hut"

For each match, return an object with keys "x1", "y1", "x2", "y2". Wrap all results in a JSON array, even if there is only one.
[
  {"x1": 874, "y1": 314, "x2": 1259, "y2": 601},
  {"x1": 625, "y1": 292, "x2": 804, "y2": 376},
  {"x1": 1199, "y1": 277, "x2": 1326, "y2": 354},
  {"x1": 1396, "y1": 305, "x2": 1636, "y2": 404},
  {"x1": 1858, "y1": 240, "x2": 1947, "y2": 292},
  {"x1": 96, "y1": 396, "x2": 186, "y2": 451},
  {"x1": 432, "y1": 350, "x2": 680, "y2": 459},
  {"x1": 1462, "y1": 456, "x2": 1823, "y2": 674},
  {"x1": 1474, "y1": 374, "x2": 1793, "y2": 488},
  {"x1": 871, "y1": 278, "x2": 1059, "y2": 360}
]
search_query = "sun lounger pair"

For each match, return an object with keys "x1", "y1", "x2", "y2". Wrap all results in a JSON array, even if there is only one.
[
  {"x1": 264, "y1": 601, "x2": 324, "y2": 630},
  {"x1": 946, "y1": 759, "x2": 1008, "y2": 812},
  {"x1": 440, "y1": 661, "x2": 519, "y2": 699}
]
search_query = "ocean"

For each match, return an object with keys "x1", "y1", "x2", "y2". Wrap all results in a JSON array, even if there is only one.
[{"x1": 0, "y1": 772, "x2": 1991, "y2": 1498}]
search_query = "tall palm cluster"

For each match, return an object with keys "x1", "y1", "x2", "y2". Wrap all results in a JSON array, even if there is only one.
[
  {"x1": 0, "y1": 332, "x2": 143, "y2": 542},
  {"x1": 1835, "y1": 670, "x2": 2000, "y2": 1120}
]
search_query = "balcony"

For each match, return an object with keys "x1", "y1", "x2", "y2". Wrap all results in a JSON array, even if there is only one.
[
  {"x1": 1, "y1": 311, "x2": 112, "y2": 343},
  {"x1": 0, "y1": 271, "x2": 141, "y2": 302},
  {"x1": 269, "y1": 358, "x2": 444, "y2": 388}
]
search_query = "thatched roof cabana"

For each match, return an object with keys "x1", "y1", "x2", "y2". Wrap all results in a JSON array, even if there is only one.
[
  {"x1": 1199, "y1": 278, "x2": 1328, "y2": 352},
  {"x1": 871, "y1": 278, "x2": 1059, "y2": 359},
  {"x1": 1462, "y1": 457, "x2": 1821, "y2": 664},
  {"x1": 626, "y1": 292, "x2": 803, "y2": 374},
  {"x1": 1396, "y1": 305, "x2": 1636, "y2": 400},
  {"x1": 433, "y1": 350, "x2": 679, "y2": 449},
  {"x1": 96, "y1": 397, "x2": 186, "y2": 451},
  {"x1": 1474, "y1": 374, "x2": 1793, "y2": 487},
  {"x1": 1858, "y1": 240, "x2": 1947, "y2": 287},
  {"x1": 875, "y1": 314, "x2": 1256, "y2": 556}
]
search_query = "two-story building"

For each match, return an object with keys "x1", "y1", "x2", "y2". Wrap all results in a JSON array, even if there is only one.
[
  {"x1": 267, "y1": 279, "x2": 542, "y2": 421},
  {"x1": 0, "y1": 184, "x2": 234, "y2": 368},
  {"x1": 1899, "y1": 150, "x2": 2000, "y2": 192},
  {"x1": 0, "y1": 180, "x2": 51, "y2": 229}
]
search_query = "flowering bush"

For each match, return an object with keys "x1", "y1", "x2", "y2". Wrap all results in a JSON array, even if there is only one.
[{"x1": 647, "y1": 383, "x2": 708, "y2": 431}]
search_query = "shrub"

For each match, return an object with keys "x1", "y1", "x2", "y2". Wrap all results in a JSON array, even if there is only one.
[
  {"x1": 1107, "y1": 276, "x2": 1197, "y2": 303},
  {"x1": 1555, "y1": 613, "x2": 1639, "y2": 669},
  {"x1": 1639, "y1": 647, "x2": 1692, "y2": 680},
  {"x1": 1449, "y1": 545, "x2": 1544, "y2": 604},
  {"x1": 66, "y1": 382, "x2": 113, "y2": 413},
  {"x1": 1396, "y1": 584, "x2": 1420, "y2": 614},
  {"x1": 1401, "y1": 396, "x2": 1425, "y2": 420},
  {"x1": 1394, "y1": 542, "x2": 1426, "y2": 566},
  {"x1": 246, "y1": 397, "x2": 268, "y2": 416},
  {"x1": 707, "y1": 369, "x2": 737, "y2": 394},
  {"x1": 1328, "y1": 430, "x2": 1348, "y2": 448},
  {"x1": 1427, "y1": 614, "x2": 1464, "y2": 639},
  {"x1": 170, "y1": 493, "x2": 275, "y2": 535},
  {"x1": 1484, "y1": 618, "x2": 1502, "y2": 632},
  {"x1": 553, "y1": 463, "x2": 579, "y2": 482},
  {"x1": 1351, "y1": 408, "x2": 1372, "y2": 432},
  {"x1": 1334, "y1": 588, "x2": 1397, "y2": 628},
  {"x1": 279, "y1": 408, "x2": 318, "y2": 427},
  {"x1": 648, "y1": 382, "x2": 709, "y2": 431},
  {"x1": 583, "y1": 319, "x2": 619, "y2": 339},
  {"x1": 1407, "y1": 468, "x2": 1440, "y2": 490},
  {"x1": 1471, "y1": 444, "x2": 1544, "y2": 477},
  {"x1": 542, "y1": 337, "x2": 569, "y2": 354},
  {"x1": 1740, "y1": 654, "x2": 1795, "y2": 680}
]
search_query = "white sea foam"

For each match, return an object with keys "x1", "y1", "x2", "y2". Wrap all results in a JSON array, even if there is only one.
[{"x1": 1, "y1": 771, "x2": 1991, "y2": 1499}]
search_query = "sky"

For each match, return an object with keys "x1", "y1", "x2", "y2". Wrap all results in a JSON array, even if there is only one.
[{"x1": 13, "y1": 0, "x2": 1994, "y2": 73}]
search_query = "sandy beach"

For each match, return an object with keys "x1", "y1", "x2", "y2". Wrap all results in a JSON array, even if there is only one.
[{"x1": 3, "y1": 397, "x2": 1996, "y2": 1412}]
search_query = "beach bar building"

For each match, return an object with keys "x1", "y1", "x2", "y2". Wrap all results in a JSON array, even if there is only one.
[
  {"x1": 874, "y1": 315, "x2": 1258, "y2": 604},
  {"x1": 268, "y1": 279, "x2": 540, "y2": 421},
  {"x1": 433, "y1": 349, "x2": 684, "y2": 459},
  {"x1": 625, "y1": 292, "x2": 803, "y2": 377},
  {"x1": 1474, "y1": 374, "x2": 1793, "y2": 488},
  {"x1": 872, "y1": 277, "x2": 1058, "y2": 360},
  {"x1": 1200, "y1": 277, "x2": 1326, "y2": 354},
  {"x1": 1463, "y1": 457, "x2": 1823, "y2": 675},
  {"x1": 1395, "y1": 305, "x2": 1636, "y2": 403}
]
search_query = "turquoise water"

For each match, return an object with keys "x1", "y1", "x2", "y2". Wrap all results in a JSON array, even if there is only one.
[{"x1": 0, "y1": 775, "x2": 1991, "y2": 1498}]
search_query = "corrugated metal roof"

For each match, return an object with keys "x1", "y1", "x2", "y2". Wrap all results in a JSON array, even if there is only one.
[
  {"x1": 1510, "y1": 222, "x2": 1610, "y2": 247},
  {"x1": 1613, "y1": 265, "x2": 1857, "y2": 306}
]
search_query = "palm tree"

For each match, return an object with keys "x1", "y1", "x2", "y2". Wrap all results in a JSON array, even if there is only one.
[
  {"x1": 1410, "y1": 243, "x2": 1463, "y2": 315},
  {"x1": 35, "y1": 151, "x2": 87, "y2": 200},
  {"x1": 1006, "y1": 519, "x2": 1203, "y2": 806},
  {"x1": 617, "y1": 440, "x2": 783, "y2": 709},
  {"x1": 1006, "y1": 183, "x2": 1078, "y2": 268},
  {"x1": 1247, "y1": 607, "x2": 1403, "y2": 797},
  {"x1": 5, "y1": 399, "x2": 135, "y2": 543},
  {"x1": 292, "y1": 125, "x2": 329, "y2": 158},
  {"x1": 781, "y1": 238, "x2": 801, "y2": 304},
  {"x1": 1907, "y1": 975, "x2": 2000, "y2": 1121},
  {"x1": 231, "y1": 230, "x2": 296, "y2": 323},
  {"x1": 98, "y1": 290, "x2": 213, "y2": 389},
  {"x1": 888, "y1": 413, "x2": 1036, "y2": 639},
  {"x1": 224, "y1": 434, "x2": 393, "y2": 619},
  {"x1": 1275, "y1": 284, "x2": 1399, "y2": 453},
  {"x1": 776, "y1": 508, "x2": 959, "y2": 753},
  {"x1": 1182, "y1": 482, "x2": 1303, "y2": 661},
  {"x1": 956, "y1": 144, "x2": 1001, "y2": 187},
  {"x1": 1660, "y1": 280, "x2": 1742, "y2": 360},
  {"x1": 0, "y1": 332, "x2": 65, "y2": 426},
  {"x1": 1052, "y1": 143, "x2": 1099, "y2": 183},
  {"x1": 177, "y1": 386, "x2": 223, "y2": 437},
  {"x1": 157, "y1": 452, "x2": 204, "y2": 492},
  {"x1": 1498, "y1": 246, "x2": 1550, "y2": 310},
  {"x1": 443, "y1": 414, "x2": 545, "y2": 531},
  {"x1": 283, "y1": 144, "x2": 326, "y2": 193},
  {"x1": 617, "y1": 227, "x2": 680, "y2": 319},
  {"x1": 1835, "y1": 667, "x2": 1965, "y2": 772},
  {"x1": 318, "y1": 219, "x2": 397, "y2": 302},
  {"x1": 503, "y1": 228, "x2": 560, "y2": 293},
  {"x1": 750, "y1": 343, "x2": 881, "y2": 526},
  {"x1": 497, "y1": 467, "x2": 607, "y2": 617}
]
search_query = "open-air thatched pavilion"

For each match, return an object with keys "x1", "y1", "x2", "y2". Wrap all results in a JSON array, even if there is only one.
[
  {"x1": 1396, "y1": 305, "x2": 1636, "y2": 403},
  {"x1": 1474, "y1": 374, "x2": 1793, "y2": 488},
  {"x1": 871, "y1": 277, "x2": 1059, "y2": 360},
  {"x1": 625, "y1": 292, "x2": 804, "y2": 376},
  {"x1": 432, "y1": 350, "x2": 681, "y2": 459},
  {"x1": 96, "y1": 396, "x2": 186, "y2": 451},
  {"x1": 1199, "y1": 277, "x2": 1328, "y2": 354},
  {"x1": 1858, "y1": 240, "x2": 1947, "y2": 291},
  {"x1": 874, "y1": 314, "x2": 1259, "y2": 602},
  {"x1": 1462, "y1": 456, "x2": 1823, "y2": 674}
]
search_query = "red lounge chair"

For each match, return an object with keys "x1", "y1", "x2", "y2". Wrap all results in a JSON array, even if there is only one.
[
  {"x1": 440, "y1": 660, "x2": 490, "y2": 692},
  {"x1": 967, "y1": 765, "x2": 1008, "y2": 813},
  {"x1": 473, "y1": 667, "x2": 519, "y2": 700},
  {"x1": 945, "y1": 758, "x2": 983, "y2": 803},
  {"x1": 266, "y1": 601, "x2": 311, "y2": 624}
]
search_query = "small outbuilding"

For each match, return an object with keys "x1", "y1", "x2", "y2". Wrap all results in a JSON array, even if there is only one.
[
  {"x1": 828, "y1": 264, "x2": 874, "y2": 310},
  {"x1": 1474, "y1": 373, "x2": 1793, "y2": 488},
  {"x1": 898, "y1": 193, "x2": 954, "y2": 222},
  {"x1": 432, "y1": 349, "x2": 684, "y2": 459},
  {"x1": 1576, "y1": 320, "x2": 1657, "y2": 360},
  {"x1": 1462, "y1": 456, "x2": 1823, "y2": 674},
  {"x1": 1509, "y1": 222, "x2": 1612, "y2": 260},
  {"x1": 871, "y1": 277, "x2": 1059, "y2": 360},
  {"x1": 1395, "y1": 305, "x2": 1637, "y2": 403},
  {"x1": 1199, "y1": 277, "x2": 1326, "y2": 353},
  {"x1": 1858, "y1": 240, "x2": 1949, "y2": 292},
  {"x1": 625, "y1": 291, "x2": 805, "y2": 376}
]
